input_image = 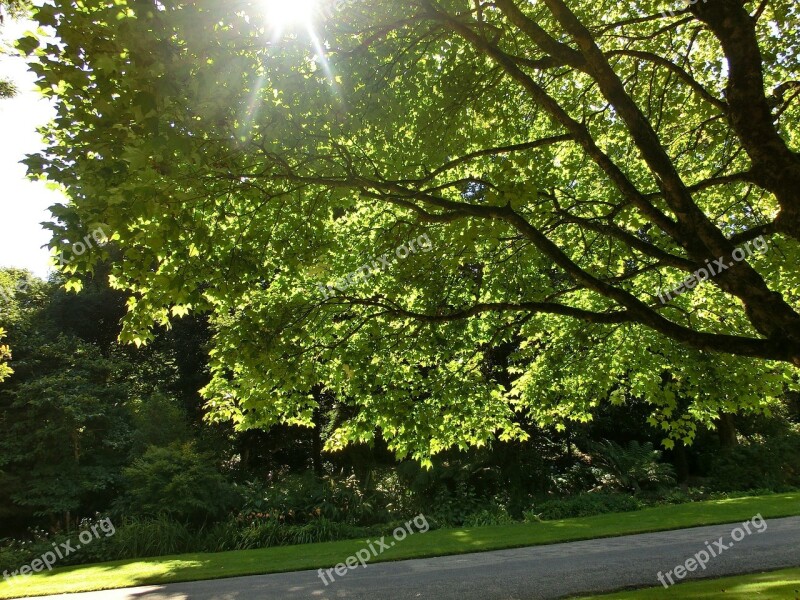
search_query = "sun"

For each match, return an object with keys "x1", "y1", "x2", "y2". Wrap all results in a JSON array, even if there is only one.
[{"x1": 260, "y1": 0, "x2": 319, "y2": 30}]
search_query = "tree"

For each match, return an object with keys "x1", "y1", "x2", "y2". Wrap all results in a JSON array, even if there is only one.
[
  {"x1": 26, "y1": 0, "x2": 800, "y2": 459},
  {"x1": 116, "y1": 442, "x2": 239, "y2": 524},
  {"x1": 0, "y1": 328, "x2": 11, "y2": 382},
  {"x1": 0, "y1": 335, "x2": 134, "y2": 522},
  {"x1": 0, "y1": 268, "x2": 193, "y2": 528},
  {"x1": 0, "y1": 268, "x2": 43, "y2": 383},
  {"x1": 0, "y1": 0, "x2": 30, "y2": 99}
]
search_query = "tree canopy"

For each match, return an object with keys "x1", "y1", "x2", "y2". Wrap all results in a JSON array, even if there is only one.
[{"x1": 22, "y1": 0, "x2": 800, "y2": 459}]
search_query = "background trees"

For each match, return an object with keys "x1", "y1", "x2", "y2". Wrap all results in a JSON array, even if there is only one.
[
  {"x1": 0, "y1": 267, "x2": 797, "y2": 552},
  {"x1": 0, "y1": 328, "x2": 10, "y2": 382}
]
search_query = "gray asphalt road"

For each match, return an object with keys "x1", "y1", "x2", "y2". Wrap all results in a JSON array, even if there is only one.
[{"x1": 16, "y1": 516, "x2": 800, "y2": 600}]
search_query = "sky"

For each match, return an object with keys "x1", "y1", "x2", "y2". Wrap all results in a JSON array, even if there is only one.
[{"x1": 0, "y1": 18, "x2": 63, "y2": 279}]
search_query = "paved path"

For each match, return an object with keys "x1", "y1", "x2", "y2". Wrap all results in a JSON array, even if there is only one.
[{"x1": 17, "y1": 516, "x2": 800, "y2": 599}]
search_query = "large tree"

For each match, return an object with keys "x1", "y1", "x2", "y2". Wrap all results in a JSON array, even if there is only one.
[{"x1": 24, "y1": 0, "x2": 799, "y2": 459}]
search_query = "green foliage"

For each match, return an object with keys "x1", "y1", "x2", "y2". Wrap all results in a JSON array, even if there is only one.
[
  {"x1": 0, "y1": 0, "x2": 31, "y2": 101},
  {"x1": 0, "y1": 516, "x2": 178, "y2": 569},
  {"x1": 0, "y1": 269, "x2": 48, "y2": 325},
  {"x1": 111, "y1": 515, "x2": 385, "y2": 558},
  {"x1": 128, "y1": 393, "x2": 190, "y2": 455},
  {"x1": 25, "y1": 0, "x2": 800, "y2": 460},
  {"x1": 462, "y1": 505, "x2": 516, "y2": 527},
  {"x1": 707, "y1": 427, "x2": 800, "y2": 492},
  {"x1": 0, "y1": 543, "x2": 27, "y2": 574},
  {"x1": 0, "y1": 267, "x2": 204, "y2": 529},
  {"x1": 396, "y1": 459, "x2": 496, "y2": 526},
  {"x1": 0, "y1": 332, "x2": 134, "y2": 519},
  {"x1": 0, "y1": 0, "x2": 29, "y2": 18},
  {"x1": 0, "y1": 328, "x2": 11, "y2": 382},
  {"x1": 213, "y1": 516, "x2": 377, "y2": 552},
  {"x1": 116, "y1": 443, "x2": 239, "y2": 524},
  {"x1": 524, "y1": 493, "x2": 642, "y2": 521},
  {"x1": 549, "y1": 462, "x2": 601, "y2": 497},
  {"x1": 240, "y1": 471, "x2": 397, "y2": 526},
  {"x1": 104, "y1": 515, "x2": 193, "y2": 559},
  {"x1": 590, "y1": 440, "x2": 676, "y2": 494},
  {"x1": 0, "y1": 515, "x2": 392, "y2": 567},
  {"x1": 0, "y1": 516, "x2": 116, "y2": 572},
  {"x1": 418, "y1": 482, "x2": 484, "y2": 527}
]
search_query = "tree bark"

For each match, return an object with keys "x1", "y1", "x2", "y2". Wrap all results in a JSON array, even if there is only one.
[
  {"x1": 716, "y1": 412, "x2": 739, "y2": 448},
  {"x1": 673, "y1": 441, "x2": 690, "y2": 484},
  {"x1": 311, "y1": 386, "x2": 325, "y2": 476},
  {"x1": 694, "y1": 0, "x2": 800, "y2": 240},
  {"x1": 312, "y1": 410, "x2": 324, "y2": 476}
]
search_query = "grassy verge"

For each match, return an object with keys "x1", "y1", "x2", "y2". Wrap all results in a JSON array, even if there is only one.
[
  {"x1": 573, "y1": 567, "x2": 800, "y2": 599},
  {"x1": 2, "y1": 491, "x2": 798, "y2": 599}
]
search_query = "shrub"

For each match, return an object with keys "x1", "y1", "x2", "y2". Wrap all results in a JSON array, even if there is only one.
[
  {"x1": 196, "y1": 516, "x2": 381, "y2": 552},
  {"x1": 106, "y1": 516, "x2": 194, "y2": 558},
  {"x1": 524, "y1": 492, "x2": 641, "y2": 521},
  {"x1": 240, "y1": 472, "x2": 394, "y2": 526},
  {"x1": 396, "y1": 458, "x2": 502, "y2": 524},
  {"x1": 548, "y1": 462, "x2": 598, "y2": 497},
  {"x1": 708, "y1": 428, "x2": 800, "y2": 492},
  {"x1": 0, "y1": 516, "x2": 117, "y2": 572},
  {"x1": 462, "y1": 505, "x2": 516, "y2": 527},
  {"x1": 427, "y1": 481, "x2": 485, "y2": 527},
  {"x1": 0, "y1": 543, "x2": 35, "y2": 573},
  {"x1": 115, "y1": 443, "x2": 240, "y2": 524},
  {"x1": 590, "y1": 440, "x2": 676, "y2": 493}
]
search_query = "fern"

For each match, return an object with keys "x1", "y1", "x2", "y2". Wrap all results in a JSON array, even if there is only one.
[{"x1": 590, "y1": 440, "x2": 676, "y2": 493}]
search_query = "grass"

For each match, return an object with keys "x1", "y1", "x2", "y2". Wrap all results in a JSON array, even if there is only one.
[
  {"x1": 1, "y1": 491, "x2": 798, "y2": 599},
  {"x1": 573, "y1": 567, "x2": 800, "y2": 599}
]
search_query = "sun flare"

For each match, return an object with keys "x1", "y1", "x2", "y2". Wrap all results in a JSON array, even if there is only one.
[{"x1": 260, "y1": 0, "x2": 319, "y2": 30}]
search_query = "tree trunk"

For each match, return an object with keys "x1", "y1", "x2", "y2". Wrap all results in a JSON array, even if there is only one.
[
  {"x1": 673, "y1": 441, "x2": 690, "y2": 485},
  {"x1": 312, "y1": 415, "x2": 323, "y2": 476},
  {"x1": 716, "y1": 412, "x2": 738, "y2": 448},
  {"x1": 311, "y1": 388, "x2": 324, "y2": 476}
]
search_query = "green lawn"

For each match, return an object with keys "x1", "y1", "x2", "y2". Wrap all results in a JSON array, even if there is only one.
[
  {"x1": 573, "y1": 567, "x2": 800, "y2": 599},
  {"x1": 2, "y1": 492, "x2": 798, "y2": 599}
]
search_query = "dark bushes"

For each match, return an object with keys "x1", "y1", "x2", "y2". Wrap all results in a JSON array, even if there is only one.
[
  {"x1": 524, "y1": 493, "x2": 642, "y2": 521},
  {"x1": 114, "y1": 443, "x2": 240, "y2": 524},
  {"x1": 707, "y1": 427, "x2": 800, "y2": 492}
]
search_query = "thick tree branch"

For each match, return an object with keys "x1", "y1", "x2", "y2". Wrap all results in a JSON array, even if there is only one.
[
  {"x1": 554, "y1": 213, "x2": 698, "y2": 271},
  {"x1": 693, "y1": 0, "x2": 800, "y2": 240},
  {"x1": 606, "y1": 49, "x2": 727, "y2": 112},
  {"x1": 344, "y1": 297, "x2": 633, "y2": 324},
  {"x1": 538, "y1": 0, "x2": 800, "y2": 345}
]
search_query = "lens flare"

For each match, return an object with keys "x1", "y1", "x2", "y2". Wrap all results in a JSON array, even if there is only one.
[{"x1": 260, "y1": 0, "x2": 318, "y2": 30}]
